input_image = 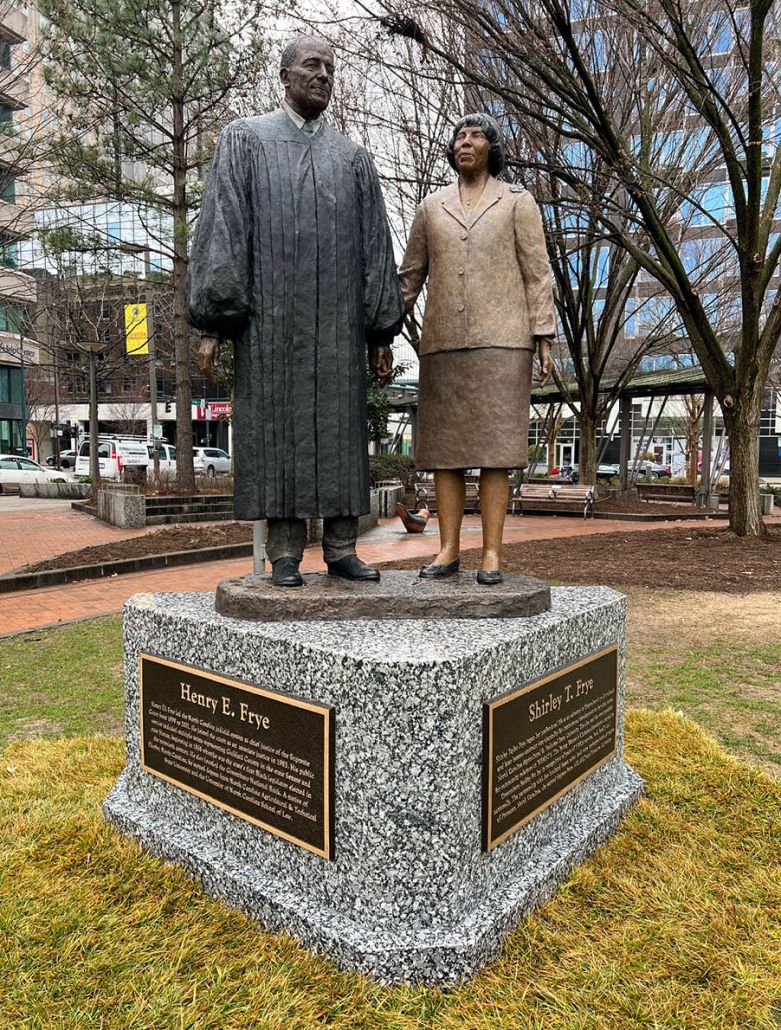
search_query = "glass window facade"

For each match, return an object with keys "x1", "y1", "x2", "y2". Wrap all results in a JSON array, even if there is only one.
[
  {"x1": 0, "y1": 365, "x2": 23, "y2": 403},
  {"x1": 0, "y1": 302, "x2": 22, "y2": 333},
  {"x1": 0, "y1": 418, "x2": 24, "y2": 453}
]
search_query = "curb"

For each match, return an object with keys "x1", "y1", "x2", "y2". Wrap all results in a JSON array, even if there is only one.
[{"x1": 0, "y1": 542, "x2": 254, "y2": 593}]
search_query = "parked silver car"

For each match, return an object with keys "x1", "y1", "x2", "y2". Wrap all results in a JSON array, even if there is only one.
[
  {"x1": 46, "y1": 449, "x2": 78, "y2": 469},
  {"x1": 192, "y1": 447, "x2": 231, "y2": 477}
]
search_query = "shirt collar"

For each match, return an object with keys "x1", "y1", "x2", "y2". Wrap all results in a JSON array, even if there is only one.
[{"x1": 281, "y1": 98, "x2": 324, "y2": 135}]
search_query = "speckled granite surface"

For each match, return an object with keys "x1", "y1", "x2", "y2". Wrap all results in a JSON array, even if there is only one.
[{"x1": 104, "y1": 586, "x2": 643, "y2": 984}]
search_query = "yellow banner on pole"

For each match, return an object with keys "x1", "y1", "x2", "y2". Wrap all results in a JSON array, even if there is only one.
[{"x1": 125, "y1": 303, "x2": 149, "y2": 355}]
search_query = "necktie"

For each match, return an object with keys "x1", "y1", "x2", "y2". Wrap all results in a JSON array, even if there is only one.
[{"x1": 302, "y1": 121, "x2": 315, "y2": 137}]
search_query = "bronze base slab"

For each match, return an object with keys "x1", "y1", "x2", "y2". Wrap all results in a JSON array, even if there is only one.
[{"x1": 215, "y1": 570, "x2": 551, "y2": 622}]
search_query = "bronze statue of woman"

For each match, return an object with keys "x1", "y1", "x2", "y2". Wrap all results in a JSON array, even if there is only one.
[{"x1": 399, "y1": 113, "x2": 555, "y2": 584}]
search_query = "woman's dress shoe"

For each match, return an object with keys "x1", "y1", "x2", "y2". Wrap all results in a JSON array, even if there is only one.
[
  {"x1": 419, "y1": 557, "x2": 460, "y2": 579},
  {"x1": 476, "y1": 569, "x2": 503, "y2": 586}
]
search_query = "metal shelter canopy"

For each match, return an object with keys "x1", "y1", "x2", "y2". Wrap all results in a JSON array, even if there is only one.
[
  {"x1": 530, "y1": 365, "x2": 711, "y2": 405},
  {"x1": 529, "y1": 365, "x2": 719, "y2": 499}
]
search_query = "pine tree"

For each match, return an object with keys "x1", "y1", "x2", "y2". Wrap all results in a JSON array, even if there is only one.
[{"x1": 38, "y1": 0, "x2": 271, "y2": 490}]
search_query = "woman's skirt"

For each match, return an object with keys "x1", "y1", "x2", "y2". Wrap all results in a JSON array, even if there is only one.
[{"x1": 415, "y1": 347, "x2": 534, "y2": 470}]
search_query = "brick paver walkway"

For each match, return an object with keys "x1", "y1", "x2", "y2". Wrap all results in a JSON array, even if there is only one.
[
  {"x1": 0, "y1": 503, "x2": 664, "y2": 636},
  {"x1": 0, "y1": 497, "x2": 151, "y2": 576}
]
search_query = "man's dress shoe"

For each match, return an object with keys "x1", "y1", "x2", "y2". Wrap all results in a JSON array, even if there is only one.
[
  {"x1": 419, "y1": 556, "x2": 460, "y2": 579},
  {"x1": 271, "y1": 556, "x2": 303, "y2": 587},
  {"x1": 327, "y1": 555, "x2": 381, "y2": 581}
]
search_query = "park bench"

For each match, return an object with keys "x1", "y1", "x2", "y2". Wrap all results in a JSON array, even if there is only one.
[
  {"x1": 415, "y1": 475, "x2": 480, "y2": 513},
  {"x1": 514, "y1": 482, "x2": 595, "y2": 519},
  {"x1": 636, "y1": 482, "x2": 696, "y2": 504}
]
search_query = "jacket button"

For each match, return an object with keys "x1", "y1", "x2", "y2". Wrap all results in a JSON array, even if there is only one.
[
  {"x1": 458, "y1": 267, "x2": 465, "y2": 275},
  {"x1": 457, "y1": 304, "x2": 465, "y2": 312},
  {"x1": 461, "y1": 233, "x2": 467, "y2": 240}
]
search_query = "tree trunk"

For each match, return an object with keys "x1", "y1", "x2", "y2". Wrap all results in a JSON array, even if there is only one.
[
  {"x1": 724, "y1": 394, "x2": 766, "y2": 537},
  {"x1": 171, "y1": 0, "x2": 195, "y2": 494},
  {"x1": 577, "y1": 407, "x2": 598, "y2": 485},
  {"x1": 173, "y1": 245, "x2": 194, "y2": 493}
]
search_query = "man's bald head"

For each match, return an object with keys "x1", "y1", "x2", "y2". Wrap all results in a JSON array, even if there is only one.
[
  {"x1": 279, "y1": 35, "x2": 335, "y2": 121},
  {"x1": 280, "y1": 35, "x2": 334, "y2": 73}
]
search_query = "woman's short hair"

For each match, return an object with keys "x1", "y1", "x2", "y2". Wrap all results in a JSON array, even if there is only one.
[{"x1": 446, "y1": 113, "x2": 505, "y2": 176}]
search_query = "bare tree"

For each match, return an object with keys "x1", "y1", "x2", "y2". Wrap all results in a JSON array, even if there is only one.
[
  {"x1": 262, "y1": 10, "x2": 463, "y2": 358},
  {"x1": 364, "y1": 0, "x2": 780, "y2": 536},
  {"x1": 36, "y1": 0, "x2": 276, "y2": 490},
  {"x1": 21, "y1": 361, "x2": 57, "y2": 459}
]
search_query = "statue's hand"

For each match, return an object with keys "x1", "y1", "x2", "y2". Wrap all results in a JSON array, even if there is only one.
[
  {"x1": 198, "y1": 336, "x2": 220, "y2": 383},
  {"x1": 369, "y1": 343, "x2": 394, "y2": 387},
  {"x1": 533, "y1": 336, "x2": 553, "y2": 388}
]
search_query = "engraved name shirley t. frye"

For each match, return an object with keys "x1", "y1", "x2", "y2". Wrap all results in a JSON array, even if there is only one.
[
  {"x1": 140, "y1": 654, "x2": 334, "y2": 858},
  {"x1": 483, "y1": 646, "x2": 619, "y2": 851}
]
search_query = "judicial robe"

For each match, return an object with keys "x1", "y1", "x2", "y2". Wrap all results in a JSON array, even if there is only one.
[{"x1": 186, "y1": 110, "x2": 404, "y2": 521}]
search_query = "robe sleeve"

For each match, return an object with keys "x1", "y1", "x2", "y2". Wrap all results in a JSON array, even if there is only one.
[
  {"x1": 398, "y1": 202, "x2": 429, "y2": 314},
  {"x1": 354, "y1": 148, "x2": 405, "y2": 346},
  {"x1": 186, "y1": 121, "x2": 254, "y2": 336},
  {"x1": 514, "y1": 192, "x2": 557, "y2": 339}
]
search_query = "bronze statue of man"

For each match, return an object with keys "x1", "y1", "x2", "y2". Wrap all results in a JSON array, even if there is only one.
[{"x1": 187, "y1": 36, "x2": 404, "y2": 587}]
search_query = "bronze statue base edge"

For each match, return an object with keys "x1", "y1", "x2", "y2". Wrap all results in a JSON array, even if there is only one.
[{"x1": 215, "y1": 570, "x2": 551, "y2": 622}]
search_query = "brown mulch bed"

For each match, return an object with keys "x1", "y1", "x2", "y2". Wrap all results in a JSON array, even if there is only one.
[
  {"x1": 20, "y1": 522, "x2": 252, "y2": 574},
  {"x1": 593, "y1": 498, "x2": 709, "y2": 515},
  {"x1": 380, "y1": 523, "x2": 781, "y2": 593},
  {"x1": 17, "y1": 510, "x2": 781, "y2": 593}
]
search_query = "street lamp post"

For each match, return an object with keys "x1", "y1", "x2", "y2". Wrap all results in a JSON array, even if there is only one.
[
  {"x1": 79, "y1": 341, "x2": 105, "y2": 490},
  {"x1": 120, "y1": 243, "x2": 159, "y2": 479}
]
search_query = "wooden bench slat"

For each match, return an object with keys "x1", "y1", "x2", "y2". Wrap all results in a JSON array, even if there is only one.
[
  {"x1": 516, "y1": 482, "x2": 595, "y2": 518},
  {"x1": 636, "y1": 483, "x2": 696, "y2": 504},
  {"x1": 415, "y1": 477, "x2": 480, "y2": 513}
]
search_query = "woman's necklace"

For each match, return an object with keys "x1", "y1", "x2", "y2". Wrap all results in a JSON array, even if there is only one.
[{"x1": 459, "y1": 176, "x2": 488, "y2": 216}]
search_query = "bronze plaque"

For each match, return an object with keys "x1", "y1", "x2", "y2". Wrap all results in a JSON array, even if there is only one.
[
  {"x1": 483, "y1": 646, "x2": 618, "y2": 851},
  {"x1": 140, "y1": 654, "x2": 334, "y2": 858}
]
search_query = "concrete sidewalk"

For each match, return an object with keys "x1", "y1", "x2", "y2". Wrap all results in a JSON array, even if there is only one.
[{"x1": 0, "y1": 500, "x2": 663, "y2": 635}]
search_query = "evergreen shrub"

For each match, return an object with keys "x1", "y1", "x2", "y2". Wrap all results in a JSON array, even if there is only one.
[{"x1": 368, "y1": 454, "x2": 416, "y2": 486}]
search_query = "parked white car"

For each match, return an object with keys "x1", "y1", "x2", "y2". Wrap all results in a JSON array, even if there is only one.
[
  {"x1": 75, "y1": 437, "x2": 151, "y2": 481},
  {"x1": 193, "y1": 447, "x2": 231, "y2": 477},
  {"x1": 148, "y1": 443, "x2": 177, "y2": 473},
  {"x1": 0, "y1": 455, "x2": 69, "y2": 492}
]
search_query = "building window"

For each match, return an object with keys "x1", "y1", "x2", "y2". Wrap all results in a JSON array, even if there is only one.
[
  {"x1": 684, "y1": 182, "x2": 733, "y2": 227},
  {"x1": 0, "y1": 236, "x2": 17, "y2": 268},
  {"x1": 0, "y1": 417, "x2": 25, "y2": 452},
  {"x1": 595, "y1": 247, "x2": 609, "y2": 289},
  {"x1": 0, "y1": 366, "x2": 23, "y2": 404},
  {"x1": 0, "y1": 302, "x2": 22, "y2": 333},
  {"x1": 705, "y1": 13, "x2": 732, "y2": 54},
  {"x1": 624, "y1": 296, "x2": 636, "y2": 338}
]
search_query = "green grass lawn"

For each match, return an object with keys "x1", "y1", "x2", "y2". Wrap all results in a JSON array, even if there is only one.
[
  {"x1": 0, "y1": 615, "x2": 125, "y2": 747},
  {"x1": 1, "y1": 713, "x2": 779, "y2": 1029},
  {"x1": 1, "y1": 595, "x2": 780, "y2": 1028}
]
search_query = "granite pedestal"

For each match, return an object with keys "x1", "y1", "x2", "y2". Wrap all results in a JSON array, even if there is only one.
[{"x1": 104, "y1": 586, "x2": 643, "y2": 985}]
